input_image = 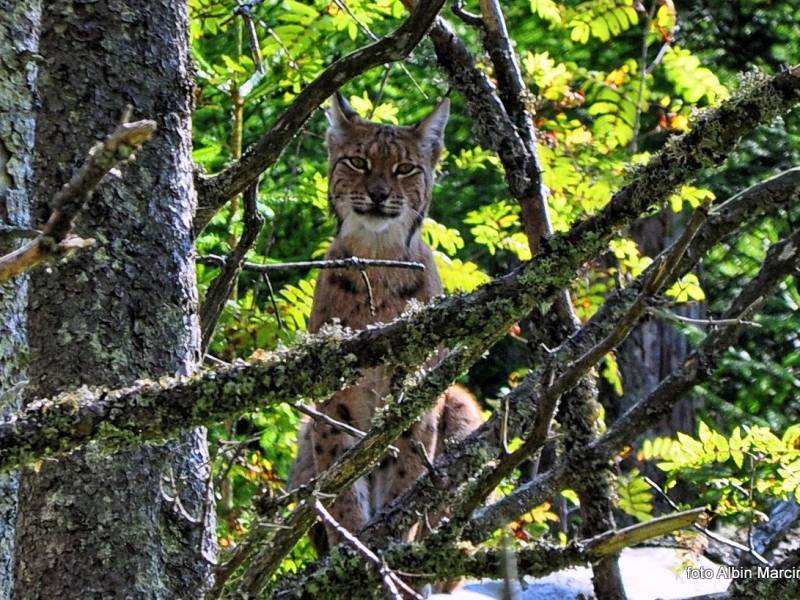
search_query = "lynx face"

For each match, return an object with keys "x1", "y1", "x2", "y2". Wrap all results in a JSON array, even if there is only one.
[{"x1": 326, "y1": 94, "x2": 449, "y2": 249}]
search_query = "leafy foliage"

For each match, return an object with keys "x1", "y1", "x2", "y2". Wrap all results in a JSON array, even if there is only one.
[
  {"x1": 188, "y1": 0, "x2": 799, "y2": 570},
  {"x1": 639, "y1": 422, "x2": 800, "y2": 518}
]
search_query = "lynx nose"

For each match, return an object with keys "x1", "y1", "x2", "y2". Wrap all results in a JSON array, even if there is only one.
[{"x1": 368, "y1": 187, "x2": 390, "y2": 205}]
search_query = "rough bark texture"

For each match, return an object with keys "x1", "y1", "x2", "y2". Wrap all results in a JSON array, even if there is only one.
[
  {"x1": 12, "y1": 2, "x2": 215, "y2": 598},
  {"x1": 0, "y1": 2, "x2": 39, "y2": 597},
  {"x1": 616, "y1": 211, "x2": 704, "y2": 434}
]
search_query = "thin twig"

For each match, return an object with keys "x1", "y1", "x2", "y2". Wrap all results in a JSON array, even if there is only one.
[
  {"x1": 198, "y1": 254, "x2": 425, "y2": 273},
  {"x1": 314, "y1": 500, "x2": 421, "y2": 600},
  {"x1": 260, "y1": 271, "x2": 285, "y2": 332},
  {"x1": 648, "y1": 307, "x2": 762, "y2": 328},
  {"x1": 332, "y1": 0, "x2": 427, "y2": 98},
  {"x1": 644, "y1": 476, "x2": 770, "y2": 566},
  {"x1": 0, "y1": 116, "x2": 157, "y2": 283},
  {"x1": 629, "y1": 0, "x2": 658, "y2": 153},
  {"x1": 291, "y1": 402, "x2": 367, "y2": 441},
  {"x1": 199, "y1": 178, "x2": 264, "y2": 354},
  {"x1": 360, "y1": 268, "x2": 376, "y2": 316}
]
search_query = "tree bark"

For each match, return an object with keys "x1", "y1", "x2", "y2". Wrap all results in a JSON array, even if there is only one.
[
  {"x1": 12, "y1": 2, "x2": 215, "y2": 598},
  {"x1": 0, "y1": 2, "x2": 40, "y2": 597},
  {"x1": 615, "y1": 211, "x2": 704, "y2": 434}
]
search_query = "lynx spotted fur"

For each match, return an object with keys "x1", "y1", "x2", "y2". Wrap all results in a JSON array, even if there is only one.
[{"x1": 290, "y1": 93, "x2": 483, "y2": 553}]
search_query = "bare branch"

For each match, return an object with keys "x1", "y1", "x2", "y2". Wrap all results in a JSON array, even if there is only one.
[
  {"x1": 0, "y1": 118, "x2": 157, "y2": 283},
  {"x1": 194, "y1": 0, "x2": 447, "y2": 230},
  {"x1": 197, "y1": 254, "x2": 426, "y2": 273},
  {"x1": 200, "y1": 179, "x2": 264, "y2": 354}
]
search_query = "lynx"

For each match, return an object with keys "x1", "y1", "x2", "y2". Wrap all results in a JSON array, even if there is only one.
[{"x1": 289, "y1": 93, "x2": 483, "y2": 553}]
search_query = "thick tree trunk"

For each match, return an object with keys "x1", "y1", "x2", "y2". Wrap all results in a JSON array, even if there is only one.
[
  {"x1": 0, "y1": 2, "x2": 40, "y2": 597},
  {"x1": 12, "y1": 2, "x2": 215, "y2": 597}
]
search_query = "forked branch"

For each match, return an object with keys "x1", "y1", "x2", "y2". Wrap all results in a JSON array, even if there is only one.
[{"x1": 0, "y1": 118, "x2": 157, "y2": 283}]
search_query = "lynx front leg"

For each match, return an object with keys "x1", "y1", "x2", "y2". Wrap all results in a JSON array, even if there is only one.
[
  {"x1": 371, "y1": 407, "x2": 441, "y2": 542},
  {"x1": 311, "y1": 390, "x2": 373, "y2": 548}
]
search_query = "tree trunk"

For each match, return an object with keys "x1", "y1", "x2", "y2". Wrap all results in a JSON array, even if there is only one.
[
  {"x1": 615, "y1": 211, "x2": 703, "y2": 435},
  {"x1": 0, "y1": 2, "x2": 40, "y2": 597},
  {"x1": 12, "y1": 2, "x2": 216, "y2": 597}
]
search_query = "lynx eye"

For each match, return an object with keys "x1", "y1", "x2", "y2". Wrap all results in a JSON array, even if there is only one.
[
  {"x1": 394, "y1": 163, "x2": 418, "y2": 176},
  {"x1": 344, "y1": 156, "x2": 369, "y2": 171}
]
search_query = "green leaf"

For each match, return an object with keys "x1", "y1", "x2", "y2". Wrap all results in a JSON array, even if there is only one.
[
  {"x1": 617, "y1": 469, "x2": 654, "y2": 521},
  {"x1": 665, "y1": 273, "x2": 706, "y2": 303},
  {"x1": 530, "y1": 0, "x2": 563, "y2": 25}
]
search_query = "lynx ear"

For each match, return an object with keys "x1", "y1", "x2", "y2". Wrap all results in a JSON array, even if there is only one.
[
  {"x1": 414, "y1": 98, "x2": 450, "y2": 161},
  {"x1": 326, "y1": 91, "x2": 360, "y2": 136}
]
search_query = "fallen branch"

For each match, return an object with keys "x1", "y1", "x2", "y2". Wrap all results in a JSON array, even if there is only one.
[
  {"x1": 0, "y1": 118, "x2": 157, "y2": 283},
  {"x1": 193, "y1": 0, "x2": 447, "y2": 230}
]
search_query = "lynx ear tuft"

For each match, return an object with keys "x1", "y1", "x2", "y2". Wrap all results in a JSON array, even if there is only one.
[
  {"x1": 414, "y1": 98, "x2": 450, "y2": 161},
  {"x1": 327, "y1": 92, "x2": 361, "y2": 137}
]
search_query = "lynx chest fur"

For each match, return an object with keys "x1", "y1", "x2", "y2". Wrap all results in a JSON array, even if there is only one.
[{"x1": 290, "y1": 93, "x2": 482, "y2": 553}]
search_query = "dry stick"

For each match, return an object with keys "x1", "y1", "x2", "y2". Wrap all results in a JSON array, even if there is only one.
[
  {"x1": 197, "y1": 254, "x2": 425, "y2": 273},
  {"x1": 194, "y1": 0, "x2": 447, "y2": 230},
  {"x1": 0, "y1": 118, "x2": 157, "y2": 283},
  {"x1": 2, "y1": 83, "x2": 799, "y2": 477},
  {"x1": 199, "y1": 179, "x2": 264, "y2": 355},
  {"x1": 314, "y1": 501, "x2": 422, "y2": 600},
  {"x1": 358, "y1": 168, "x2": 800, "y2": 547},
  {"x1": 469, "y1": 225, "x2": 800, "y2": 541}
]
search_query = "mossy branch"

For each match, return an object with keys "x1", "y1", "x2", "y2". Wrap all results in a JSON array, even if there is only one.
[
  {"x1": 467, "y1": 223, "x2": 800, "y2": 540},
  {"x1": 272, "y1": 507, "x2": 706, "y2": 598},
  {"x1": 358, "y1": 168, "x2": 800, "y2": 546}
]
